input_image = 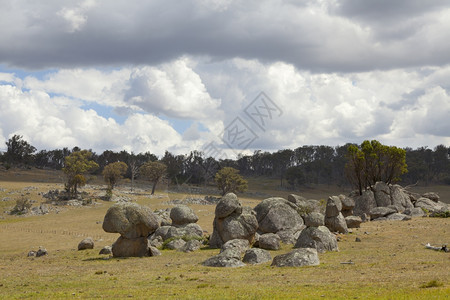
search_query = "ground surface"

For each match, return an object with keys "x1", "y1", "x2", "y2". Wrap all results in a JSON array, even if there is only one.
[{"x1": 0, "y1": 168, "x2": 449, "y2": 299}]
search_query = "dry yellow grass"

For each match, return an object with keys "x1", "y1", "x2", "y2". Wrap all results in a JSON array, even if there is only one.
[{"x1": 0, "y1": 169, "x2": 449, "y2": 299}]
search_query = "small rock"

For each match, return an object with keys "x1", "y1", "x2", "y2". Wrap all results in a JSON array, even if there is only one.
[
  {"x1": 99, "y1": 246, "x2": 112, "y2": 255},
  {"x1": 36, "y1": 247, "x2": 48, "y2": 257},
  {"x1": 78, "y1": 237, "x2": 94, "y2": 250},
  {"x1": 355, "y1": 237, "x2": 361, "y2": 242}
]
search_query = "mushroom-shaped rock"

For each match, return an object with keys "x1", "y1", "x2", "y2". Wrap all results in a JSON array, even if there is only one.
[
  {"x1": 294, "y1": 226, "x2": 338, "y2": 253},
  {"x1": 103, "y1": 202, "x2": 159, "y2": 239},
  {"x1": 170, "y1": 205, "x2": 198, "y2": 225},
  {"x1": 271, "y1": 248, "x2": 319, "y2": 267},
  {"x1": 254, "y1": 197, "x2": 304, "y2": 234}
]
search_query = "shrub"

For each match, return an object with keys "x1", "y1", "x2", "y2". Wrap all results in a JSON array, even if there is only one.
[
  {"x1": 10, "y1": 196, "x2": 32, "y2": 215},
  {"x1": 420, "y1": 280, "x2": 443, "y2": 288}
]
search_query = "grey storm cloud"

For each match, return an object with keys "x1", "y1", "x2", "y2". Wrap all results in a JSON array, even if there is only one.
[{"x1": 1, "y1": 0, "x2": 450, "y2": 72}]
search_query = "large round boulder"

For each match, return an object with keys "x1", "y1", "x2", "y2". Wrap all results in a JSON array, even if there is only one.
[
  {"x1": 103, "y1": 202, "x2": 159, "y2": 239},
  {"x1": 294, "y1": 226, "x2": 338, "y2": 253},
  {"x1": 170, "y1": 205, "x2": 199, "y2": 225},
  {"x1": 254, "y1": 197, "x2": 304, "y2": 234}
]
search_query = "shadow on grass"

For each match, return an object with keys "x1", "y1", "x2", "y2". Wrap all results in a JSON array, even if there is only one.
[{"x1": 82, "y1": 256, "x2": 114, "y2": 262}]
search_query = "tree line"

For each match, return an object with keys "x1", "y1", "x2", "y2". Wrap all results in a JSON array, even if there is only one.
[{"x1": 1, "y1": 135, "x2": 449, "y2": 190}]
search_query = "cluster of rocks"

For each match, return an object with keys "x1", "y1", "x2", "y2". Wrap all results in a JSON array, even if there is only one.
[
  {"x1": 149, "y1": 205, "x2": 205, "y2": 252},
  {"x1": 27, "y1": 246, "x2": 48, "y2": 257},
  {"x1": 294, "y1": 212, "x2": 338, "y2": 253},
  {"x1": 202, "y1": 193, "x2": 335, "y2": 268},
  {"x1": 352, "y1": 182, "x2": 449, "y2": 221},
  {"x1": 30, "y1": 203, "x2": 49, "y2": 216},
  {"x1": 254, "y1": 196, "x2": 306, "y2": 245},
  {"x1": 102, "y1": 202, "x2": 161, "y2": 257},
  {"x1": 202, "y1": 238, "x2": 319, "y2": 268}
]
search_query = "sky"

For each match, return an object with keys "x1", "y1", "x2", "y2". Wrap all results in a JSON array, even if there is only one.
[{"x1": 0, "y1": 0, "x2": 449, "y2": 158}]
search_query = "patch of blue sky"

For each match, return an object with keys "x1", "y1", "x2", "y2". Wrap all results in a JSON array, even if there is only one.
[
  {"x1": 0, "y1": 64, "x2": 57, "y2": 81},
  {"x1": 157, "y1": 115, "x2": 203, "y2": 134},
  {"x1": 82, "y1": 102, "x2": 128, "y2": 125}
]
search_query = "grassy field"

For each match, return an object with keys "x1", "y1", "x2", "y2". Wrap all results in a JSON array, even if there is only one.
[{"x1": 0, "y1": 168, "x2": 449, "y2": 299}]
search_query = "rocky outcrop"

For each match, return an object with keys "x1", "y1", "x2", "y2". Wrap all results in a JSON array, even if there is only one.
[
  {"x1": 352, "y1": 183, "x2": 414, "y2": 217},
  {"x1": 209, "y1": 194, "x2": 258, "y2": 249},
  {"x1": 415, "y1": 198, "x2": 447, "y2": 214}
]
